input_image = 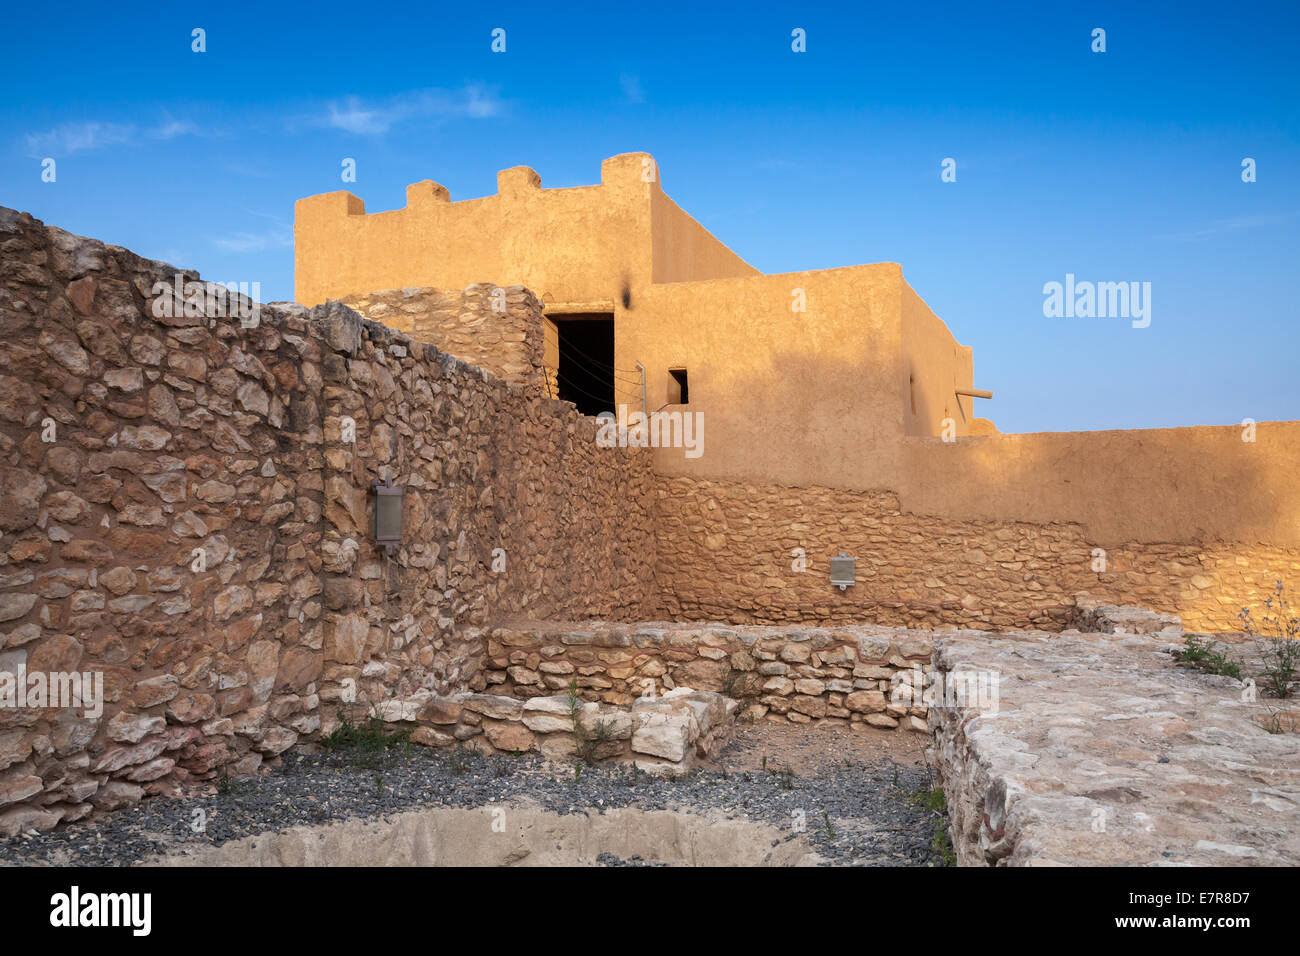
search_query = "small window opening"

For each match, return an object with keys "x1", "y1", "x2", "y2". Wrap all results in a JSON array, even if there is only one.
[{"x1": 668, "y1": 368, "x2": 689, "y2": 405}]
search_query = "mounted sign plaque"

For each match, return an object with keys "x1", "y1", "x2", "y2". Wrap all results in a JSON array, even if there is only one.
[
  {"x1": 829, "y1": 553, "x2": 856, "y2": 591},
  {"x1": 371, "y1": 476, "x2": 403, "y2": 555}
]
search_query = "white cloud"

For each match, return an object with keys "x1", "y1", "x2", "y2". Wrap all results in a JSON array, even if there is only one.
[
  {"x1": 1152, "y1": 212, "x2": 1294, "y2": 242},
  {"x1": 327, "y1": 97, "x2": 389, "y2": 135},
  {"x1": 151, "y1": 119, "x2": 200, "y2": 141},
  {"x1": 212, "y1": 226, "x2": 292, "y2": 254},
  {"x1": 319, "y1": 84, "x2": 504, "y2": 135},
  {"x1": 25, "y1": 121, "x2": 134, "y2": 156},
  {"x1": 465, "y1": 85, "x2": 501, "y2": 119},
  {"x1": 24, "y1": 118, "x2": 201, "y2": 156}
]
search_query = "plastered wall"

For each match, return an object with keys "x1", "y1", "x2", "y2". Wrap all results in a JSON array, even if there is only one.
[
  {"x1": 296, "y1": 154, "x2": 760, "y2": 311},
  {"x1": 653, "y1": 474, "x2": 1300, "y2": 633},
  {"x1": 294, "y1": 154, "x2": 1299, "y2": 619}
]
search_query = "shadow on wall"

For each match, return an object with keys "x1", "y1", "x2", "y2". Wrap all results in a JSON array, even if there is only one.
[{"x1": 647, "y1": 342, "x2": 1300, "y2": 632}]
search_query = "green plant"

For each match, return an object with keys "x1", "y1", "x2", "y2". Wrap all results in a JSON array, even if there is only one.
[
  {"x1": 1239, "y1": 581, "x2": 1300, "y2": 698},
  {"x1": 909, "y1": 782, "x2": 956, "y2": 866},
  {"x1": 931, "y1": 820, "x2": 957, "y2": 866},
  {"x1": 1257, "y1": 705, "x2": 1287, "y2": 735},
  {"x1": 1178, "y1": 635, "x2": 1242, "y2": 681},
  {"x1": 1179, "y1": 634, "x2": 1211, "y2": 665},
  {"x1": 323, "y1": 712, "x2": 411, "y2": 755},
  {"x1": 821, "y1": 811, "x2": 837, "y2": 841},
  {"x1": 910, "y1": 785, "x2": 946, "y2": 814},
  {"x1": 321, "y1": 712, "x2": 410, "y2": 769},
  {"x1": 1206, "y1": 649, "x2": 1243, "y2": 680},
  {"x1": 567, "y1": 678, "x2": 611, "y2": 766}
]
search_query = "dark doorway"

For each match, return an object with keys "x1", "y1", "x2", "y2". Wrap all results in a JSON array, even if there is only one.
[{"x1": 552, "y1": 314, "x2": 615, "y2": 416}]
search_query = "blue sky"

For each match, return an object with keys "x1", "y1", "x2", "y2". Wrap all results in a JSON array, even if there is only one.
[{"x1": 3, "y1": 0, "x2": 1297, "y2": 433}]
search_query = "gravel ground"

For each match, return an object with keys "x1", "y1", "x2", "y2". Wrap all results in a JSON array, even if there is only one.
[{"x1": 0, "y1": 728, "x2": 948, "y2": 867}]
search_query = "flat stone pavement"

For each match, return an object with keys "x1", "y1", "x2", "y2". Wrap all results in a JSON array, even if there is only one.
[{"x1": 931, "y1": 628, "x2": 1300, "y2": 866}]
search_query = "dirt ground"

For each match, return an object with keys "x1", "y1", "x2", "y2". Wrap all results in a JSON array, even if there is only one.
[{"x1": 709, "y1": 721, "x2": 930, "y2": 775}]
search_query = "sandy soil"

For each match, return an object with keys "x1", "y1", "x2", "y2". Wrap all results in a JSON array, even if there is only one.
[{"x1": 710, "y1": 722, "x2": 929, "y2": 775}]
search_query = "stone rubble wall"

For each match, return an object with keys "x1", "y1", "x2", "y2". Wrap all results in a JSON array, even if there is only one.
[
  {"x1": 0, "y1": 208, "x2": 654, "y2": 835},
  {"x1": 341, "y1": 285, "x2": 544, "y2": 391},
  {"x1": 653, "y1": 474, "x2": 1298, "y2": 633},
  {"x1": 480, "y1": 621, "x2": 933, "y2": 732},
  {"x1": 369, "y1": 686, "x2": 735, "y2": 776},
  {"x1": 4, "y1": 205, "x2": 1294, "y2": 844},
  {"x1": 928, "y1": 604, "x2": 1300, "y2": 866}
]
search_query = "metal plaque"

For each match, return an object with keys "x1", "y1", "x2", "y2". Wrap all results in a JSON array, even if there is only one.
[
  {"x1": 830, "y1": 553, "x2": 855, "y2": 591},
  {"x1": 372, "y1": 477, "x2": 404, "y2": 553}
]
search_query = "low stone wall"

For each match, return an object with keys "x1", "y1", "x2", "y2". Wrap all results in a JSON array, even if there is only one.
[
  {"x1": 929, "y1": 604, "x2": 1300, "y2": 866},
  {"x1": 341, "y1": 285, "x2": 544, "y2": 390},
  {"x1": 363, "y1": 686, "x2": 735, "y2": 776},
  {"x1": 480, "y1": 621, "x2": 932, "y2": 732},
  {"x1": 653, "y1": 474, "x2": 1297, "y2": 633}
]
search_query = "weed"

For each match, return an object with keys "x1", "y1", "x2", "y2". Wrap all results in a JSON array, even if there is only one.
[
  {"x1": 1179, "y1": 634, "x2": 1210, "y2": 665},
  {"x1": 1240, "y1": 581, "x2": 1300, "y2": 698},
  {"x1": 568, "y1": 679, "x2": 613, "y2": 766},
  {"x1": 907, "y1": 779, "x2": 956, "y2": 865},
  {"x1": 323, "y1": 712, "x2": 410, "y2": 755},
  {"x1": 930, "y1": 819, "x2": 957, "y2": 866},
  {"x1": 1178, "y1": 635, "x2": 1242, "y2": 681},
  {"x1": 822, "y1": 810, "x2": 837, "y2": 841},
  {"x1": 1258, "y1": 706, "x2": 1286, "y2": 735},
  {"x1": 1207, "y1": 650, "x2": 1243, "y2": 680},
  {"x1": 909, "y1": 785, "x2": 946, "y2": 814}
]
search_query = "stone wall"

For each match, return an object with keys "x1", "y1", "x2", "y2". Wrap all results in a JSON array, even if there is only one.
[
  {"x1": 928, "y1": 604, "x2": 1300, "y2": 866},
  {"x1": 365, "y1": 685, "x2": 735, "y2": 776},
  {"x1": 3, "y1": 202, "x2": 1293, "y2": 838},
  {"x1": 653, "y1": 474, "x2": 1298, "y2": 633},
  {"x1": 480, "y1": 621, "x2": 932, "y2": 732},
  {"x1": 341, "y1": 285, "x2": 544, "y2": 390},
  {"x1": 0, "y1": 207, "x2": 654, "y2": 835}
]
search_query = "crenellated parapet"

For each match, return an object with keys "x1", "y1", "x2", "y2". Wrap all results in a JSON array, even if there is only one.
[{"x1": 293, "y1": 153, "x2": 755, "y2": 307}]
